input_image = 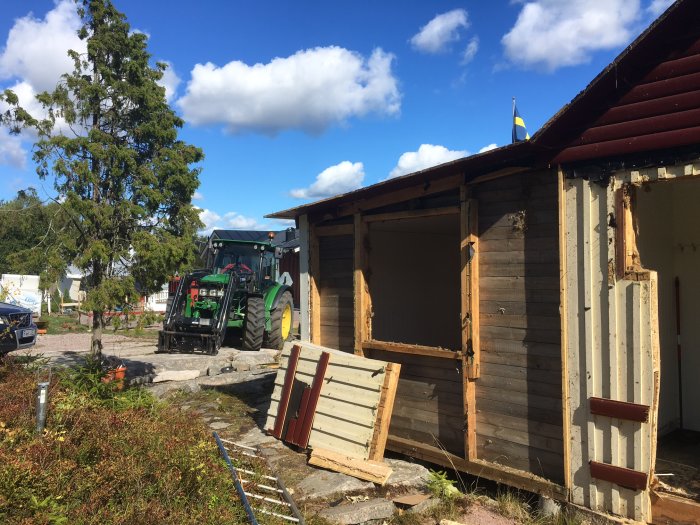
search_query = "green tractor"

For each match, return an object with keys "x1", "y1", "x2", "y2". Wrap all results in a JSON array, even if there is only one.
[{"x1": 158, "y1": 237, "x2": 294, "y2": 354}]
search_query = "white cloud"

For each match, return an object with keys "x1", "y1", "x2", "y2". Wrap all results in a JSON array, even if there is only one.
[
  {"x1": 193, "y1": 191, "x2": 204, "y2": 200},
  {"x1": 290, "y1": 161, "x2": 365, "y2": 199},
  {"x1": 410, "y1": 9, "x2": 470, "y2": 54},
  {"x1": 461, "y1": 36, "x2": 480, "y2": 64},
  {"x1": 178, "y1": 47, "x2": 400, "y2": 135},
  {"x1": 647, "y1": 0, "x2": 673, "y2": 16},
  {"x1": 479, "y1": 143, "x2": 498, "y2": 153},
  {"x1": 0, "y1": 0, "x2": 84, "y2": 92},
  {"x1": 0, "y1": 128, "x2": 26, "y2": 168},
  {"x1": 388, "y1": 144, "x2": 466, "y2": 179},
  {"x1": 197, "y1": 208, "x2": 263, "y2": 234},
  {"x1": 158, "y1": 61, "x2": 181, "y2": 102},
  {"x1": 502, "y1": 0, "x2": 643, "y2": 71}
]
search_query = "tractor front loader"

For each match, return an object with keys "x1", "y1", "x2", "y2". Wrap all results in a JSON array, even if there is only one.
[{"x1": 158, "y1": 237, "x2": 294, "y2": 354}]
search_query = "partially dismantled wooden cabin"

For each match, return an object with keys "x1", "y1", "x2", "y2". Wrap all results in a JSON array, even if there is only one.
[{"x1": 269, "y1": 2, "x2": 700, "y2": 522}]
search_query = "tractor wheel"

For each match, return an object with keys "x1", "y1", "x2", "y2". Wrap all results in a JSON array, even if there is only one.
[
  {"x1": 266, "y1": 292, "x2": 294, "y2": 350},
  {"x1": 242, "y1": 296, "x2": 265, "y2": 351}
]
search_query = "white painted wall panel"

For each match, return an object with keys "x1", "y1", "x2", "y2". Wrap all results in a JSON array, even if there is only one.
[{"x1": 564, "y1": 177, "x2": 659, "y2": 523}]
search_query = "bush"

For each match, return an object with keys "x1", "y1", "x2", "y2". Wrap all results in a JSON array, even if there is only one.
[{"x1": 0, "y1": 361, "x2": 245, "y2": 524}]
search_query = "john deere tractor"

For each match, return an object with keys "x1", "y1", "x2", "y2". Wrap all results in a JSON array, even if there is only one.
[{"x1": 157, "y1": 236, "x2": 294, "y2": 354}]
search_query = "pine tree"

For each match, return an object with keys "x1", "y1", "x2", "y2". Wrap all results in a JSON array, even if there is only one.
[{"x1": 32, "y1": 0, "x2": 203, "y2": 357}]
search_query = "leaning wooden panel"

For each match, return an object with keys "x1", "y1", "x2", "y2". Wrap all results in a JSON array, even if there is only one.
[{"x1": 265, "y1": 342, "x2": 400, "y2": 461}]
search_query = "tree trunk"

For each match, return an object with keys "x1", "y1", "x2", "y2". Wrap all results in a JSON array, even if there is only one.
[{"x1": 91, "y1": 310, "x2": 104, "y2": 359}]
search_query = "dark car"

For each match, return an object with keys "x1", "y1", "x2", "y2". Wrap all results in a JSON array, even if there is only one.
[{"x1": 0, "y1": 302, "x2": 38, "y2": 354}]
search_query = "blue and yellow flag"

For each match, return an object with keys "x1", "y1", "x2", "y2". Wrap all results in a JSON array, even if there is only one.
[{"x1": 512, "y1": 101, "x2": 530, "y2": 143}]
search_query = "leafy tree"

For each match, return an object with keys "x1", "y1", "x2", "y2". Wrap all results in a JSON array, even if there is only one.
[
  {"x1": 29, "y1": 0, "x2": 203, "y2": 357},
  {"x1": 0, "y1": 189, "x2": 73, "y2": 289}
]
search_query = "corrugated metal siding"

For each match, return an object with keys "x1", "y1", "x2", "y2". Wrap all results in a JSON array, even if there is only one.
[
  {"x1": 556, "y1": 36, "x2": 700, "y2": 163},
  {"x1": 564, "y1": 177, "x2": 659, "y2": 522},
  {"x1": 474, "y1": 170, "x2": 565, "y2": 484}
]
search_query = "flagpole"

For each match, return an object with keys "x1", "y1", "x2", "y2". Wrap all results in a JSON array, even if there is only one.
[{"x1": 512, "y1": 96, "x2": 515, "y2": 120}]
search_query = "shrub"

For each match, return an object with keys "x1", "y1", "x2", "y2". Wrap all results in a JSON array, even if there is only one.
[{"x1": 0, "y1": 362, "x2": 244, "y2": 524}]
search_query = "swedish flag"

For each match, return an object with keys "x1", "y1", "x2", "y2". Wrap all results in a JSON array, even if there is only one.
[{"x1": 512, "y1": 100, "x2": 530, "y2": 143}]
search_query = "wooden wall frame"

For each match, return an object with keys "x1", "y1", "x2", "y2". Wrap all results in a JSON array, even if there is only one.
[
  {"x1": 309, "y1": 225, "x2": 321, "y2": 345},
  {"x1": 461, "y1": 185, "x2": 479, "y2": 461},
  {"x1": 354, "y1": 213, "x2": 371, "y2": 356}
]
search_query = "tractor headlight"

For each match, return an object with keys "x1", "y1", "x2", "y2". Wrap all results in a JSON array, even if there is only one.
[
  {"x1": 214, "y1": 289, "x2": 223, "y2": 297},
  {"x1": 199, "y1": 289, "x2": 208, "y2": 297}
]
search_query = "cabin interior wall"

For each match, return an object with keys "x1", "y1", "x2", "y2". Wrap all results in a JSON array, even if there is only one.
[
  {"x1": 636, "y1": 180, "x2": 700, "y2": 433},
  {"x1": 367, "y1": 214, "x2": 461, "y2": 349}
]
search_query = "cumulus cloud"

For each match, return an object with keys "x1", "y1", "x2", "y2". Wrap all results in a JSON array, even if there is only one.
[
  {"x1": 411, "y1": 9, "x2": 470, "y2": 54},
  {"x1": 290, "y1": 161, "x2": 365, "y2": 199},
  {"x1": 502, "y1": 0, "x2": 643, "y2": 71},
  {"x1": 461, "y1": 36, "x2": 480, "y2": 64},
  {"x1": 0, "y1": 128, "x2": 26, "y2": 168},
  {"x1": 193, "y1": 191, "x2": 204, "y2": 200},
  {"x1": 647, "y1": 0, "x2": 673, "y2": 16},
  {"x1": 197, "y1": 208, "x2": 262, "y2": 234},
  {"x1": 479, "y1": 143, "x2": 498, "y2": 153},
  {"x1": 178, "y1": 47, "x2": 400, "y2": 135},
  {"x1": 388, "y1": 144, "x2": 466, "y2": 179},
  {"x1": 158, "y1": 61, "x2": 181, "y2": 102},
  {"x1": 0, "y1": 0, "x2": 84, "y2": 92}
]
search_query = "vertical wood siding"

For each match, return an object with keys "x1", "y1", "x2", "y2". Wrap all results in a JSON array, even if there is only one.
[
  {"x1": 474, "y1": 170, "x2": 565, "y2": 484},
  {"x1": 564, "y1": 177, "x2": 659, "y2": 522},
  {"x1": 319, "y1": 234, "x2": 354, "y2": 353}
]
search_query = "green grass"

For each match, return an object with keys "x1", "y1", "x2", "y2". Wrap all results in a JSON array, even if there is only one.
[
  {"x1": 44, "y1": 314, "x2": 90, "y2": 335},
  {"x1": 0, "y1": 359, "x2": 249, "y2": 525}
]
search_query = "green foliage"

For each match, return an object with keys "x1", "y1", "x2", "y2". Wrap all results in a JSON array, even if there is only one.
[
  {"x1": 426, "y1": 469, "x2": 461, "y2": 501},
  {"x1": 0, "y1": 189, "x2": 73, "y2": 287},
  {"x1": 25, "y1": 0, "x2": 203, "y2": 356},
  {"x1": 0, "y1": 362, "x2": 243, "y2": 524}
]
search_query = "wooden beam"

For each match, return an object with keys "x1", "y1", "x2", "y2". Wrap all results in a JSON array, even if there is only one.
[
  {"x1": 364, "y1": 205, "x2": 460, "y2": 223},
  {"x1": 466, "y1": 197, "x2": 480, "y2": 379},
  {"x1": 315, "y1": 224, "x2": 354, "y2": 237},
  {"x1": 362, "y1": 340, "x2": 461, "y2": 360},
  {"x1": 270, "y1": 344, "x2": 302, "y2": 438},
  {"x1": 469, "y1": 166, "x2": 529, "y2": 186},
  {"x1": 589, "y1": 461, "x2": 648, "y2": 491},
  {"x1": 369, "y1": 362, "x2": 401, "y2": 461},
  {"x1": 651, "y1": 491, "x2": 700, "y2": 525},
  {"x1": 310, "y1": 227, "x2": 321, "y2": 345},
  {"x1": 308, "y1": 447, "x2": 393, "y2": 485},
  {"x1": 353, "y1": 214, "x2": 369, "y2": 356},
  {"x1": 461, "y1": 186, "x2": 477, "y2": 462},
  {"x1": 589, "y1": 397, "x2": 650, "y2": 422},
  {"x1": 557, "y1": 168, "x2": 572, "y2": 494},
  {"x1": 330, "y1": 174, "x2": 462, "y2": 219},
  {"x1": 386, "y1": 435, "x2": 567, "y2": 499}
]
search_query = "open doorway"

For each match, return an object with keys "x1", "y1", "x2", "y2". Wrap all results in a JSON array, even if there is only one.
[{"x1": 635, "y1": 178, "x2": 700, "y2": 502}]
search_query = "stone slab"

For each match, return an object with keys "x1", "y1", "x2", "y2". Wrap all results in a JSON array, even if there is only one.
[
  {"x1": 385, "y1": 459, "x2": 430, "y2": 489},
  {"x1": 296, "y1": 471, "x2": 374, "y2": 501},
  {"x1": 152, "y1": 370, "x2": 201, "y2": 382},
  {"x1": 319, "y1": 498, "x2": 395, "y2": 525}
]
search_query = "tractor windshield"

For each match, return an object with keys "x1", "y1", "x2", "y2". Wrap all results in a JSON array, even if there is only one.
[{"x1": 213, "y1": 243, "x2": 276, "y2": 281}]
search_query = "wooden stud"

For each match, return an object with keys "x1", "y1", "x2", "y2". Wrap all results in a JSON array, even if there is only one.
[
  {"x1": 308, "y1": 447, "x2": 393, "y2": 485},
  {"x1": 558, "y1": 168, "x2": 572, "y2": 495},
  {"x1": 309, "y1": 226, "x2": 321, "y2": 345},
  {"x1": 354, "y1": 213, "x2": 368, "y2": 356},
  {"x1": 651, "y1": 491, "x2": 700, "y2": 525},
  {"x1": 314, "y1": 223, "x2": 354, "y2": 237},
  {"x1": 364, "y1": 205, "x2": 460, "y2": 223},
  {"x1": 369, "y1": 362, "x2": 401, "y2": 461},
  {"x1": 362, "y1": 340, "x2": 461, "y2": 359},
  {"x1": 461, "y1": 185, "x2": 478, "y2": 462},
  {"x1": 467, "y1": 196, "x2": 480, "y2": 379}
]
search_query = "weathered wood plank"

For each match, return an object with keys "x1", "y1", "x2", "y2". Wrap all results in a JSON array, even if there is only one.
[
  {"x1": 476, "y1": 384, "x2": 563, "y2": 411},
  {"x1": 480, "y1": 276, "x2": 559, "y2": 291},
  {"x1": 479, "y1": 287, "x2": 560, "y2": 303},
  {"x1": 479, "y1": 339, "x2": 561, "y2": 357},
  {"x1": 477, "y1": 420, "x2": 563, "y2": 453},
  {"x1": 479, "y1": 262, "x2": 559, "y2": 278},
  {"x1": 363, "y1": 340, "x2": 461, "y2": 360},
  {"x1": 477, "y1": 435, "x2": 563, "y2": 483},
  {"x1": 479, "y1": 373, "x2": 562, "y2": 398},
  {"x1": 309, "y1": 448, "x2": 392, "y2": 485},
  {"x1": 480, "y1": 351, "x2": 562, "y2": 372},
  {"x1": 369, "y1": 362, "x2": 401, "y2": 460},
  {"x1": 479, "y1": 362, "x2": 563, "y2": 386},
  {"x1": 480, "y1": 325, "x2": 561, "y2": 345},
  {"x1": 480, "y1": 313, "x2": 561, "y2": 330},
  {"x1": 480, "y1": 236, "x2": 558, "y2": 253},
  {"x1": 475, "y1": 398, "x2": 563, "y2": 426},
  {"x1": 480, "y1": 300, "x2": 560, "y2": 317},
  {"x1": 476, "y1": 411, "x2": 564, "y2": 441}
]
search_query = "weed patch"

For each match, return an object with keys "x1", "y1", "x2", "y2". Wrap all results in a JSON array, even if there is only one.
[{"x1": 0, "y1": 361, "x2": 245, "y2": 524}]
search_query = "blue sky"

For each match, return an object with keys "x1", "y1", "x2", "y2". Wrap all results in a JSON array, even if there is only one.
[{"x1": 0, "y1": 0, "x2": 674, "y2": 232}]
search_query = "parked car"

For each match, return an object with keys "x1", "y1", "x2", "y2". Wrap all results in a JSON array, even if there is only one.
[{"x1": 0, "y1": 302, "x2": 37, "y2": 354}]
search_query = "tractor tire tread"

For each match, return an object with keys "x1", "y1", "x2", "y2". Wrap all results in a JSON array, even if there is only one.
[
  {"x1": 266, "y1": 291, "x2": 293, "y2": 350},
  {"x1": 243, "y1": 296, "x2": 265, "y2": 351}
]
